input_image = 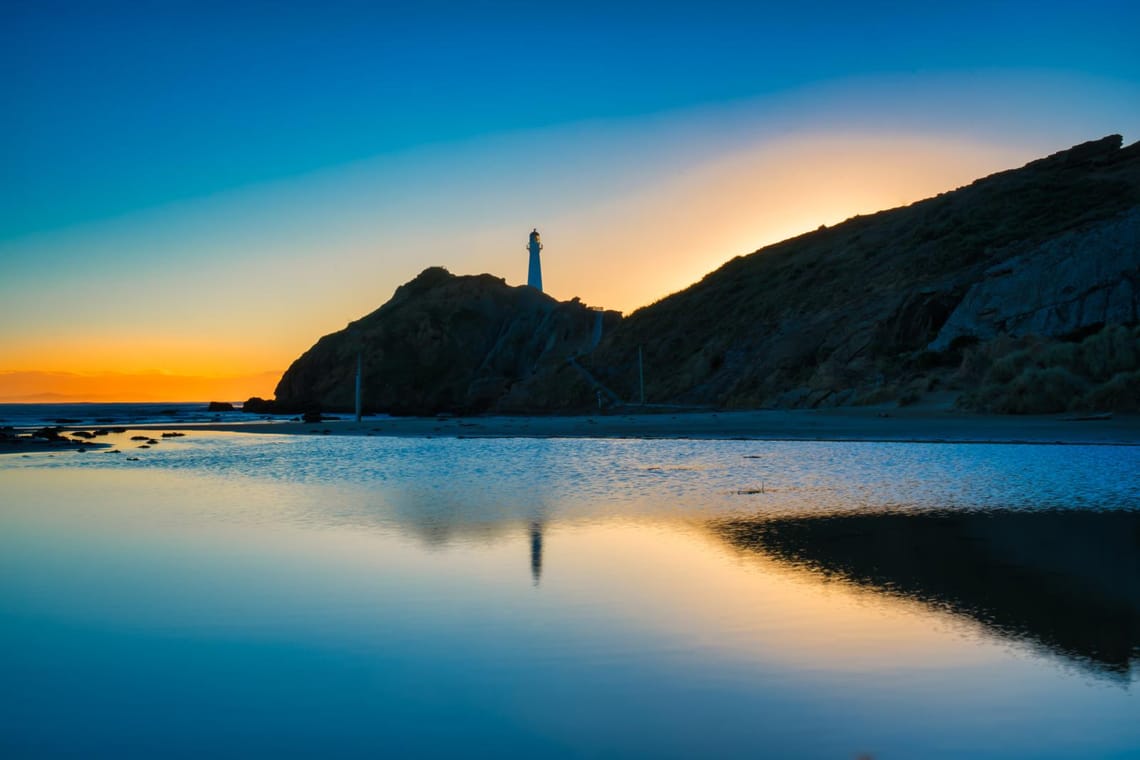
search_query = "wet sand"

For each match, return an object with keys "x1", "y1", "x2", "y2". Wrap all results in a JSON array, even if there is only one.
[
  {"x1": 125, "y1": 408, "x2": 1140, "y2": 446},
  {"x1": 5, "y1": 408, "x2": 1138, "y2": 454}
]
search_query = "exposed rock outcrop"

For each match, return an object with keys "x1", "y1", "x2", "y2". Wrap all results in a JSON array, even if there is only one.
[
  {"x1": 274, "y1": 268, "x2": 620, "y2": 415},
  {"x1": 241, "y1": 397, "x2": 279, "y2": 414},
  {"x1": 570, "y1": 135, "x2": 1140, "y2": 410},
  {"x1": 930, "y1": 208, "x2": 1140, "y2": 349}
]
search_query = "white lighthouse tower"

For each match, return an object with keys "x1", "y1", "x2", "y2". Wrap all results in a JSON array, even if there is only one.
[{"x1": 527, "y1": 228, "x2": 543, "y2": 292}]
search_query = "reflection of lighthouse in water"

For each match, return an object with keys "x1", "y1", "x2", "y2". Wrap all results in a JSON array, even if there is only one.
[
  {"x1": 530, "y1": 521, "x2": 543, "y2": 586},
  {"x1": 527, "y1": 228, "x2": 543, "y2": 292}
]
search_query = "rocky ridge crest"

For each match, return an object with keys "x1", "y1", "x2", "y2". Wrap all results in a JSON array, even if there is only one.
[{"x1": 271, "y1": 135, "x2": 1140, "y2": 415}]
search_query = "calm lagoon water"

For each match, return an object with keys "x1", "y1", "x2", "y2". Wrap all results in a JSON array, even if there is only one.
[{"x1": 2, "y1": 430, "x2": 1139, "y2": 758}]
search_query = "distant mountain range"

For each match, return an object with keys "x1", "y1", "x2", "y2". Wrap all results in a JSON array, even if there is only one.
[{"x1": 268, "y1": 135, "x2": 1140, "y2": 415}]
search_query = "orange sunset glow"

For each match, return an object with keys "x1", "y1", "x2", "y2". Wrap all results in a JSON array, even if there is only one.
[
  {"x1": 5, "y1": 5, "x2": 1139, "y2": 758},
  {"x1": 4, "y1": 8, "x2": 1138, "y2": 404},
  {"x1": 1, "y1": 129, "x2": 1050, "y2": 401}
]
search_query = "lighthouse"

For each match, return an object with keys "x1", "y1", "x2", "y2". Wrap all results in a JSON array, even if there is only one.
[{"x1": 527, "y1": 228, "x2": 543, "y2": 292}]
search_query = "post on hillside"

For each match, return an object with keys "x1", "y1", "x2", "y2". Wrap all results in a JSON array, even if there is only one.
[
  {"x1": 355, "y1": 351, "x2": 363, "y2": 423},
  {"x1": 638, "y1": 345, "x2": 645, "y2": 405}
]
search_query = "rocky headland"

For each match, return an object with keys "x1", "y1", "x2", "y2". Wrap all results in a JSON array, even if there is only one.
[
  {"x1": 271, "y1": 267, "x2": 620, "y2": 415},
  {"x1": 268, "y1": 135, "x2": 1140, "y2": 416}
]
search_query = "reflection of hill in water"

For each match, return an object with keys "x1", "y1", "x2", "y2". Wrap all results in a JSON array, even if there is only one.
[
  {"x1": 715, "y1": 510, "x2": 1140, "y2": 679},
  {"x1": 383, "y1": 485, "x2": 546, "y2": 547},
  {"x1": 380, "y1": 487, "x2": 546, "y2": 584}
]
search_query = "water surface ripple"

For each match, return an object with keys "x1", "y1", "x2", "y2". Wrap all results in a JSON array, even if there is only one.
[{"x1": 2, "y1": 433, "x2": 1138, "y2": 758}]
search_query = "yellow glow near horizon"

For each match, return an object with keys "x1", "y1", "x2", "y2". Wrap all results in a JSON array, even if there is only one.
[
  {"x1": 540, "y1": 132, "x2": 1025, "y2": 313},
  {"x1": 0, "y1": 127, "x2": 1054, "y2": 402},
  {"x1": 1, "y1": 333, "x2": 283, "y2": 377},
  {"x1": 0, "y1": 369, "x2": 281, "y2": 403}
]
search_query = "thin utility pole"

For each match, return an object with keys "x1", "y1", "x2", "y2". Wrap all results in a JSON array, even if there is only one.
[
  {"x1": 638, "y1": 345, "x2": 645, "y2": 405},
  {"x1": 355, "y1": 351, "x2": 363, "y2": 423}
]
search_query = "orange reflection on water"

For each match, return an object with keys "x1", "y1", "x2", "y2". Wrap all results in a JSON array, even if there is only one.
[
  {"x1": 0, "y1": 463, "x2": 993, "y2": 674},
  {"x1": 536, "y1": 519, "x2": 994, "y2": 672}
]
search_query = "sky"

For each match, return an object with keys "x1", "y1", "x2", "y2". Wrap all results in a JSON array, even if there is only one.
[{"x1": 3, "y1": 1, "x2": 1139, "y2": 401}]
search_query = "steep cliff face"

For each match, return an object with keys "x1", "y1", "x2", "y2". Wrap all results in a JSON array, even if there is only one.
[
  {"x1": 930, "y1": 208, "x2": 1140, "y2": 349},
  {"x1": 274, "y1": 268, "x2": 620, "y2": 415},
  {"x1": 574, "y1": 135, "x2": 1140, "y2": 410}
]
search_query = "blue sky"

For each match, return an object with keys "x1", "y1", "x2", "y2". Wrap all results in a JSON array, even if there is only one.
[
  {"x1": 2, "y1": 1, "x2": 1139, "y2": 399},
  {"x1": 6, "y1": 1, "x2": 1138, "y2": 238}
]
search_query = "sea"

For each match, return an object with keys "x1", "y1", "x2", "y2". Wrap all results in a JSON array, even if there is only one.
[
  {"x1": 0, "y1": 401, "x2": 288, "y2": 428},
  {"x1": 2, "y1": 404, "x2": 1139, "y2": 757}
]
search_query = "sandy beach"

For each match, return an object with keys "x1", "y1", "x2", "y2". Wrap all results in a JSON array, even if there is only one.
[
  {"x1": 137, "y1": 407, "x2": 1140, "y2": 446},
  {"x1": 5, "y1": 407, "x2": 1139, "y2": 455}
]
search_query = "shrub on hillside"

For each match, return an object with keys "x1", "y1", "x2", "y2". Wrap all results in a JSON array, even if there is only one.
[
  {"x1": 952, "y1": 333, "x2": 1019, "y2": 388},
  {"x1": 1078, "y1": 324, "x2": 1139, "y2": 381},
  {"x1": 958, "y1": 323, "x2": 1140, "y2": 412},
  {"x1": 969, "y1": 366, "x2": 1088, "y2": 414},
  {"x1": 1078, "y1": 370, "x2": 1140, "y2": 412},
  {"x1": 1039, "y1": 341, "x2": 1079, "y2": 372},
  {"x1": 985, "y1": 348, "x2": 1038, "y2": 384}
]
